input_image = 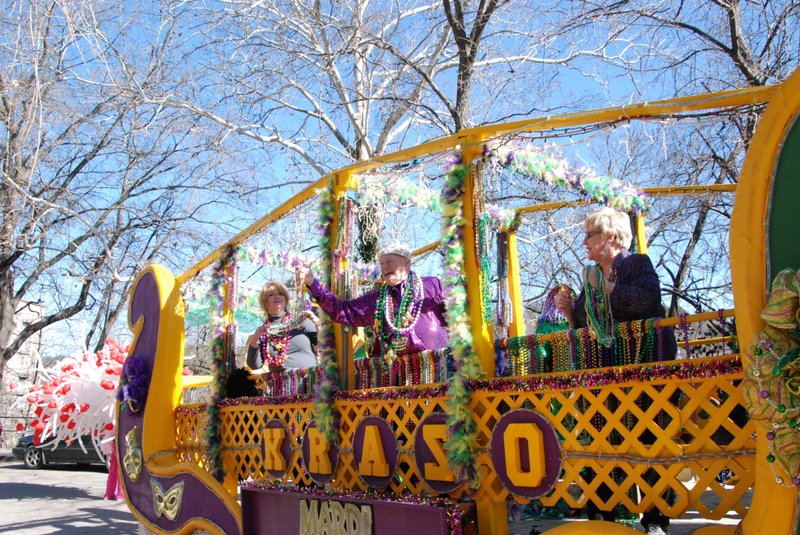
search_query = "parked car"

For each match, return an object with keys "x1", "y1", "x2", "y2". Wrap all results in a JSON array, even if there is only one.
[{"x1": 12, "y1": 434, "x2": 108, "y2": 470}]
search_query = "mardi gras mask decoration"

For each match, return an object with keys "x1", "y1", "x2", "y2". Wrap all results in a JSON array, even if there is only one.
[
  {"x1": 151, "y1": 479, "x2": 184, "y2": 521},
  {"x1": 123, "y1": 427, "x2": 143, "y2": 482}
]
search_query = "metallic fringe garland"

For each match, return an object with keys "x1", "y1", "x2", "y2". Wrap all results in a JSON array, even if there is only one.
[
  {"x1": 261, "y1": 367, "x2": 320, "y2": 397},
  {"x1": 352, "y1": 349, "x2": 455, "y2": 389},
  {"x1": 502, "y1": 318, "x2": 665, "y2": 375}
]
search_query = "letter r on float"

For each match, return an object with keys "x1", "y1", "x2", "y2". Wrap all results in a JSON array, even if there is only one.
[
  {"x1": 358, "y1": 425, "x2": 389, "y2": 477},
  {"x1": 504, "y1": 422, "x2": 545, "y2": 486},
  {"x1": 262, "y1": 427, "x2": 286, "y2": 471},
  {"x1": 308, "y1": 426, "x2": 332, "y2": 474},
  {"x1": 423, "y1": 424, "x2": 455, "y2": 481}
]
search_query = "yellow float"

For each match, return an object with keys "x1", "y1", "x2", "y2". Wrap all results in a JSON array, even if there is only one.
[{"x1": 114, "y1": 67, "x2": 800, "y2": 534}]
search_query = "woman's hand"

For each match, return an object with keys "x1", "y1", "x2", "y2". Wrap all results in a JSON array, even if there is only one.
[
  {"x1": 297, "y1": 265, "x2": 315, "y2": 287},
  {"x1": 304, "y1": 310, "x2": 320, "y2": 325},
  {"x1": 555, "y1": 289, "x2": 577, "y2": 328},
  {"x1": 248, "y1": 325, "x2": 267, "y2": 348},
  {"x1": 555, "y1": 289, "x2": 574, "y2": 314}
]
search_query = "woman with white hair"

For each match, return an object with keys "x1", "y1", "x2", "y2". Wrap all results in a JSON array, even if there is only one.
[
  {"x1": 298, "y1": 242, "x2": 448, "y2": 358},
  {"x1": 555, "y1": 206, "x2": 677, "y2": 534},
  {"x1": 555, "y1": 206, "x2": 676, "y2": 359}
]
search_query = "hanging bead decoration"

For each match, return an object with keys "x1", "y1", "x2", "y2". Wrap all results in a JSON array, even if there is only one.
[
  {"x1": 496, "y1": 232, "x2": 512, "y2": 336},
  {"x1": 477, "y1": 213, "x2": 493, "y2": 325},
  {"x1": 679, "y1": 313, "x2": 692, "y2": 357},
  {"x1": 312, "y1": 183, "x2": 340, "y2": 443},
  {"x1": 205, "y1": 244, "x2": 238, "y2": 482},
  {"x1": 441, "y1": 150, "x2": 482, "y2": 489},
  {"x1": 480, "y1": 140, "x2": 649, "y2": 215},
  {"x1": 584, "y1": 266, "x2": 615, "y2": 348},
  {"x1": 333, "y1": 198, "x2": 355, "y2": 298}
]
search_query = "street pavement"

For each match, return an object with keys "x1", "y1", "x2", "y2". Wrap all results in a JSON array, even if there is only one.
[
  {"x1": 0, "y1": 450, "x2": 139, "y2": 534},
  {"x1": 0, "y1": 448, "x2": 746, "y2": 534}
]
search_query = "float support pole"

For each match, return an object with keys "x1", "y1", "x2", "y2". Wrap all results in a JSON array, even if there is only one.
[
  {"x1": 459, "y1": 139, "x2": 508, "y2": 535},
  {"x1": 331, "y1": 171, "x2": 356, "y2": 391},
  {"x1": 633, "y1": 213, "x2": 647, "y2": 254},
  {"x1": 459, "y1": 138, "x2": 496, "y2": 376},
  {"x1": 477, "y1": 494, "x2": 509, "y2": 535},
  {"x1": 505, "y1": 230, "x2": 525, "y2": 338}
]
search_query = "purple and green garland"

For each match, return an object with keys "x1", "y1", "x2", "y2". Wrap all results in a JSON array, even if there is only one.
[
  {"x1": 441, "y1": 151, "x2": 483, "y2": 489},
  {"x1": 313, "y1": 183, "x2": 341, "y2": 443},
  {"x1": 481, "y1": 141, "x2": 649, "y2": 214}
]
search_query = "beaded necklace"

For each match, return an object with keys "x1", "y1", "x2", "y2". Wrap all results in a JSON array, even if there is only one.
[
  {"x1": 258, "y1": 313, "x2": 293, "y2": 367},
  {"x1": 374, "y1": 272, "x2": 424, "y2": 361},
  {"x1": 584, "y1": 265, "x2": 615, "y2": 347}
]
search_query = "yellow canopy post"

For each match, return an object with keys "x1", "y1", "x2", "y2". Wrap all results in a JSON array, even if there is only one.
[{"x1": 459, "y1": 138, "x2": 495, "y2": 377}]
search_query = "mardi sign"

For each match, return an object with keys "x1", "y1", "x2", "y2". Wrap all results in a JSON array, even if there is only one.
[{"x1": 262, "y1": 409, "x2": 562, "y2": 499}]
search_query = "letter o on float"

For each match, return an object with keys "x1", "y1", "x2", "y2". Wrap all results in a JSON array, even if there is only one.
[{"x1": 490, "y1": 409, "x2": 562, "y2": 498}]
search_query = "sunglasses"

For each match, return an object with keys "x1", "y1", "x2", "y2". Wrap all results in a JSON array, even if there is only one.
[{"x1": 585, "y1": 230, "x2": 601, "y2": 240}]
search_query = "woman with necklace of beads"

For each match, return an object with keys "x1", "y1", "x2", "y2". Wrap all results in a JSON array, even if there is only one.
[
  {"x1": 245, "y1": 281, "x2": 319, "y2": 373},
  {"x1": 298, "y1": 242, "x2": 448, "y2": 362},
  {"x1": 554, "y1": 206, "x2": 677, "y2": 361},
  {"x1": 554, "y1": 206, "x2": 677, "y2": 535}
]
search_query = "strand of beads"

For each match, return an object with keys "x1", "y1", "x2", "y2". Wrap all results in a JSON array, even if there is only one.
[
  {"x1": 375, "y1": 272, "x2": 424, "y2": 357},
  {"x1": 581, "y1": 327, "x2": 596, "y2": 368},
  {"x1": 526, "y1": 334, "x2": 543, "y2": 374},
  {"x1": 575, "y1": 328, "x2": 586, "y2": 369},
  {"x1": 641, "y1": 319, "x2": 655, "y2": 362},
  {"x1": 679, "y1": 313, "x2": 692, "y2": 357},
  {"x1": 552, "y1": 330, "x2": 572, "y2": 372},
  {"x1": 517, "y1": 336, "x2": 530, "y2": 375},
  {"x1": 508, "y1": 336, "x2": 519, "y2": 375},
  {"x1": 259, "y1": 313, "x2": 293, "y2": 368},
  {"x1": 584, "y1": 265, "x2": 615, "y2": 347},
  {"x1": 567, "y1": 329, "x2": 577, "y2": 370}
]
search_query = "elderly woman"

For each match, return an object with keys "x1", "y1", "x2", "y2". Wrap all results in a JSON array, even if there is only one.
[
  {"x1": 299, "y1": 242, "x2": 448, "y2": 359},
  {"x1": 245, "y1": 281, "x2": 318, "y2": 373},
  {"x1": 555, "y1": 206, "x2": 677, "y2": 359},
  {"x1": 555, "y1": 207, "x2": 677, "y2": 534}
]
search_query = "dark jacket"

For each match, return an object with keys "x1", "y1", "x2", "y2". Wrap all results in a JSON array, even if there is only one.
[{"x1": 574, "y1": 251, "x2": 677, "y2": 361}]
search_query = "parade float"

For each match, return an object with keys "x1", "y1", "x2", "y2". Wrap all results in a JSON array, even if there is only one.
[{"x1": 113, "y1": 66, "x2": 800, "y2": 535}]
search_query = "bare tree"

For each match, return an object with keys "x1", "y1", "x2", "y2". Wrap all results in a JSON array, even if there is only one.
[
  {"x1": 0, "y1": 0, "x2": 245, "y2": 381},
  {"x1": 566, "y1": 0, "x2": 800, "y2": 315}
]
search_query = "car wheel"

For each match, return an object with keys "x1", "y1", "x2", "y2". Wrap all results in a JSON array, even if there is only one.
[{"x1": 23, "y1": 446, "x2": 44, "y2": 469}]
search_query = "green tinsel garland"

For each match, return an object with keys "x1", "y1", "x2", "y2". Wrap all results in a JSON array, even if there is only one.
[{"x1": 442, "y1": 152, "x2": 483, "y2": 489}]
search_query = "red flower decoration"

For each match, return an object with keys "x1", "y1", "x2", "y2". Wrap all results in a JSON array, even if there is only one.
[{"x1": 100, "y1": 378, "x2": 115, "y2": 390}]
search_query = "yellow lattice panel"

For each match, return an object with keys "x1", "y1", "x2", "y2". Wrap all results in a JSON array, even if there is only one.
[
  {"x1": 469, "y1": 361, "x2": 754, "y2": 520},
  {"x1": 173, "y1": 357, "x2": 754, "y2": 522}
]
